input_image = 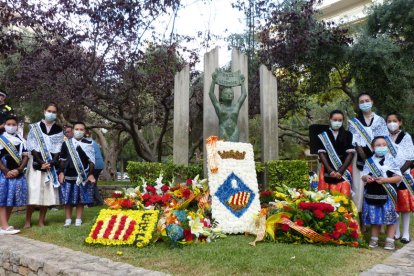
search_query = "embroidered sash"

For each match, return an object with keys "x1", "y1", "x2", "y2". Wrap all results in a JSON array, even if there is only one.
[
  {"x1": 65, "y1": 138, "x2": 88, "y2": 186},
  {"x1": 0, "y1": 135, "x2": 21, "y2": 166},
  {"x1": 30, "y1": 123, "x2": 60, "y2": 188},
  {"x1": 365, "y1": 157, "x2": 397, "y2": 208},
  {"x1": 349, "y1": 118, "x2": 373, "y2": 151},
  {"x1": 318, "y1": 131, "x2": 352, "y2": 184},
  {"x1": 385, "y1": 135, "x2": 414, "y2": 197}
]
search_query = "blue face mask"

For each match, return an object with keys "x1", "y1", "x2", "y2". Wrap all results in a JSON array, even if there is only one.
[
  {"x1": 359, "y1": 102, "x2": 373, "y2": 112},
  {"x1": 375, "y1": 146, "x2": 388, "y2": 157},
  {"x1": 44, "y1": 112, "x2": 57, "y2": 122}
]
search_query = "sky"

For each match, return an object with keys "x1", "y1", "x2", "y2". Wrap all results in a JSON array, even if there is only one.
[{"x1": 155, "y1": 0, "x2": 247, "y2": 69}]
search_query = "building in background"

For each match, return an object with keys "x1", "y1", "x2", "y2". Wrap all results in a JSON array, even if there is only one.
[{"x1": 318, "y1": 0, "x2": 383, "y2": 25}]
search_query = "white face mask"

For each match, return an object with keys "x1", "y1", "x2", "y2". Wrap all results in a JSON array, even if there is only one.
[
  {"x1": 44, "y1": 112, "x2": 57, "y2": 121},
  {"x1": 5, "y1": 125, "x2": 17, "y2": 134},
  {"x1": 73, "y1": 130, "x2": 84, "y2": 140},
  {"x1": 359, "y1": 102, "x2": 373, "y2": 112},
  {"x1": 387, "y1": 122, "x2": 399, "y2": 132},
  {"x1": 330, "y1": 120, "x2": 343, "y2": 130}
]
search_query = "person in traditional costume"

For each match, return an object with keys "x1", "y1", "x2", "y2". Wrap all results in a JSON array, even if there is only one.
[
  {"x1": 0, "y1": 116, "x2": 28, "y2": 234},
  {"x1": 59, "y1": 122, "x2": 95, "y2": 227},
  {"x1": 349, "y1": 93, "x2": 388, "y2": 228},
  {"x1": 316, "y1": 110, "x2": 355, "y2": 196},
  {"x1": 25, "y1": 103, "x2": 64, "y2": 228},
  {"x1": 362, "y1": 136, "x2": 402, "y2": 250},
  {"x1": 385, "y1": 113, "x2": 414, "y2": 244}
]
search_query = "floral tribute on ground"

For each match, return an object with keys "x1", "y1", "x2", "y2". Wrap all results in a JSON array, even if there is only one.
[
  {"x1": 250, "y1": 186, "x2": 364, "y2": 247},
  {"x1": 87, "y1": 174, "x2": 225, "y2": 247}
]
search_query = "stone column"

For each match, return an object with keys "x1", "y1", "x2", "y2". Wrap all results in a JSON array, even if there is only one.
[
  {"x1": 231, "y1": 49, "x2": 249, "y2": 142},
  {"x1": 203, "y1": 47, "x2": 219, "y2": 174},
  {"x1": 260, "y1": 64, "x2": 279, "y2": 162},
  {"x1": 173, "y1": 64, "x2": 190, "y2": 165}
]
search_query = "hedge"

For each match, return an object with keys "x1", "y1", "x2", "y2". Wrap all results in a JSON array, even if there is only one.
[
  {"x1": 127, "y1": 161, "x2": 203, "y2": 185},
  {"x1": 127, "y1": 160, "x2": 309, "y2": 190}
]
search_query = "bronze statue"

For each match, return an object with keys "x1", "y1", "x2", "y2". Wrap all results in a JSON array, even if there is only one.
[{"x1": 209, "y1": 69, "x2": 247, "y2": 142}]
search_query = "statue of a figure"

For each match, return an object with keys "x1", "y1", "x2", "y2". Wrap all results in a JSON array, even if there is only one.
[{"x1": 209, "y1": 70, "x2": 247, "y2": 142}]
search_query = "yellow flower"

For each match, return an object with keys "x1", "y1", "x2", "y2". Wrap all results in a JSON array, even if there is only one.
[
  {"x1": 173, "y1": 190, "x2": 183, "y2": 197},
  {"x1": 116, "y1": 251, "x2": 123, "y2": 255},
  {"x1": 332, "y1": 212, "x2": 339, "y2": 217},
  {"x1": 275, "y1": 202, "x2": 284, "y2": 209},
  {"x1": 338, "y1": 207, "x2": 346, "y2": 213}
]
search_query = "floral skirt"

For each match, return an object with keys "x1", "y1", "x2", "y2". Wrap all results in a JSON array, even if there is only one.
[
  {"x1": 396, "y1": 189, "x2": 414, "y2": 212},
  {"x1": 362, "y1": 196, "x2": 397, "y2": 225},
  {"x1": 0, "y1": 173, "x2": 28, "y2": 207},
  {"x1": 59, "y1": 180, "x2": 93, "y2": 205}
]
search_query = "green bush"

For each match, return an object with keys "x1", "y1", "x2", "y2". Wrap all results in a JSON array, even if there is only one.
[
  {"x1": 126, "y1": 161, "x2": 203, "y2": 185},
  {"x1": 265, "y1": 160, "x2": 309, "y2": 190}
]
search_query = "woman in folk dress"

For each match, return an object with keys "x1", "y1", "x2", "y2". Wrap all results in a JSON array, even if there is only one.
[{"x1": 25, "y1": 103, "x2": 64, "y2": 227}]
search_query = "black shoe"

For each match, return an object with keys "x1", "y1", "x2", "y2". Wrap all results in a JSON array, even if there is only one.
[
  {"x1": 394, "y1": 236, "x2": 401, "y2": 240},
  {"x1": 401, "y1": 238, "x2": 410, "y2": 244}
]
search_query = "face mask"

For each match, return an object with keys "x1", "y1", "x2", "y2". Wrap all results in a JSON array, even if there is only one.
[
  {"x1": 74, "y1": 130, "x2": 84, "y2": 139},
  {"x1": 5, "y1": 125, "x2": 17, "y2": 134},
  {"x1": 375, "y1": 146, "x2": 388, "y2": 157},
  {"x1": 387, "y1": 122, "x2": 399, "y2": 132},
  {"x1": 330, "y1": 120, "x2": 343, "y2": 130},
  {"x1": 44, "y1": 112, "x2": 57, "y2": 121},
  {"x1": 359, "y1": 102, "x2": 372, "y2": 112}
]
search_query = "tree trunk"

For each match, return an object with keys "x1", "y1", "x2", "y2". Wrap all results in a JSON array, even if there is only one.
[{"x1": 94, "y1": 129, "x2": 123, "y2": 181}]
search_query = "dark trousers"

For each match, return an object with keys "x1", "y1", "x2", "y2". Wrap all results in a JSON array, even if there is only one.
[{"x1": 90, "y1": 169, "x2": 104, "y2": 206}]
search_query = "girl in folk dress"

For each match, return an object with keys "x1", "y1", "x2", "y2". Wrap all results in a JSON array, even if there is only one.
[
  {"x1": 25, "y1": 103, "x2": 64, "y2": 227},
  {"x1": 59, "y1": 122, "x2": 95, "y2": 227},
  {"x1": 316, "y1": 110, "x2": 355, "y2": 196},
  {"x1": 349, "y1": 93, "x2": 388, "y2": 223},
  {"x1": 386, "y1": 113, "x2": 414, "y2": 243},
  {"x1": 0, "y1": 116, "x2": 28, "y2": 234},
  {"x1": 362, "y1": 136, "x2": 402, "y2": 250}
]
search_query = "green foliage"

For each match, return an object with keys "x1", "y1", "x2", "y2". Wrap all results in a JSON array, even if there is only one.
[
  {"x1": 265, "y1": 160, "x2": 309, "y2": 190},
  {"x1": 126, "y1": 161, "x2": 203, "y2": 185}
]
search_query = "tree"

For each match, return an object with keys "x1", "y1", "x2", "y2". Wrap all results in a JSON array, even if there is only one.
[{"x1": 1, "y1": 0, "x2": 199, "y2": 162}]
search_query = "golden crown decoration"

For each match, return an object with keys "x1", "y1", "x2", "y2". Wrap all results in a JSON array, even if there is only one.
[{"x1": 218, "y1": 150, "x2": 246, "y2": 160}]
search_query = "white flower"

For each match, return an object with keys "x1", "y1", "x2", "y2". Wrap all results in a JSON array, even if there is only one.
[
  {"x1": 155, "y1": 174, "x2": 164, "y2": 195},
  {"x1": 123, "y1": 188, "x2": 137, "y2": 199},
  {"x1": 189, "y1": 217, "x2": 204, "y2": 237},
  {"x1": 140, "y1": 177, "x2": 148, "y2": 193}
]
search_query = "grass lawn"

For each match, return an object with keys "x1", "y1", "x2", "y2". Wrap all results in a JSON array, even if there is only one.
[{"x1": 9, "y1": 206, "x2": 405, "y2": 276}]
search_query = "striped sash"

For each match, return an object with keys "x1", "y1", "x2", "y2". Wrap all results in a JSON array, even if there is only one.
[
  {"x1": 30, "y1": 123, "x2": 60, "y2": 188},
  {"x1": 365, "y1": 157, "x2": 397, "y2": 208},
  {"x1": 65, "y1": 138, "x2": 88, "y2": 186},
  {"x1": 349, "y1": 118, "x2": 373, "y2": 151},
  {"x1": 384, "y1": 135, "x2": 414, "y2": 197},
  {"x1": 318, "y1": 131, "x2": 352, "y2": 184},
  {"x1": 0, "y1": 135, "x2": 21, "y2": 166}
]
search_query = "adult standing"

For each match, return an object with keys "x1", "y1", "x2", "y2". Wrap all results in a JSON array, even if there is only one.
[
  {"x1": 24, "y1": 103, "x2": 64, "y2": 227},
  {"x1": 86, "y1": 131, "x2": 104, "y2": 206},
  {"x1": 348, "y1": 93, "x2": 388, "y2": 227}
]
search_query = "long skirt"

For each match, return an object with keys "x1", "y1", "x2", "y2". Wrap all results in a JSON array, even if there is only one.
[
  {"x1": 318, "y1": 164, "x2": 351, "y2": 196},
  {"x1": 362, "y1": 196, "x2": 397, "y2": 225},
  {"x1": 351, "y1": 155, "x2": 364, "y2": 212},
  {"x1": 0, "y1": 173, "x2": 28, "y2": 207},
  {"x1": 59, "y1": 180, "x2": 93, "y2": 205},
  {"x1": 26, "y1": 157, "x2": 60, "y2": 206},
  {"x1": 396, "y1": 189, "x2": 414, "y2": 212}
]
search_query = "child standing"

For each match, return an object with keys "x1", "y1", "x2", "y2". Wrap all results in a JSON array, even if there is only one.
[
  {"x1": 385, "y1": 113, "x2": 414, "y2": 243},
  {"x1": 362, "y1": 136, "x2": 402, "y2": 250},
  {"x1": 0, "y1": 116, "x2": 28, "y2": 234},
  {"x1": 59, "y1": 122, "x2": 95, "y2": 227}
]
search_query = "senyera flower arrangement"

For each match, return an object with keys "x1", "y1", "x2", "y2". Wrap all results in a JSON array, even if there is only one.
[
  {"x1": 93, "y1": 174, "x2": 224, "y2": 248},
  {"x1": 255, "y1": 187, "x2": 364, "y2": 247}
]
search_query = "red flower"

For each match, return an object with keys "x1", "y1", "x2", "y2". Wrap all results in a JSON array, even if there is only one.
[
  {"x1": 294, "y1": 219, "x2": 304, "y2": 226},
  {"x1": 150, "y1": 194, "x2": 162, "y2": 203},
  {"x1": 335, "y1": 222, "x2": 347, "y2": 235},
  {"x1": 120, "y1": 199, "x2": 134, "y2": 209},
  {"x1": 161, "y1": 185, "x2": 170, "y2": 192},
  {"x1": 260, "y1": 190, "x2": 273, "y2": 196},
  {"x1": 349, "y1": 221, "x2": 359, "y2": 230},
  {"x1": 281, "y1": 224, "x2": 290, "y2": 232},
  {"x1": 146, "y1": 185, "x2": 156, "y2": 194},
  {"x1": 145, "y1": 201, "x2": 152, "y2": 207},
  {"x1": 183, "y1": 229, "x2": 194, "y2": 241},
  {"x1": 313, "y1": 209, "x2": 325, "y2": 219},
  {"x1": 299, "y1": 202, "x2": 334, "y2": 213},
  {"x1": 142, "y1": 193, "x2": 151, "y2": 201},
  {"x1": 112, "y1": 192, "x2": 123, "y2": 198},
  {"x1": 331, "y1": 230, "x2": 341, "y2": 239},
  {"x1": 186, "y1": 179, "x2": 193, "y2": 186},
  {"x1": 161, "y1": 193, "x2": 171, "y2": 204},
  {"x1": 182, "y1": 188, "x2": 191, "y2": 199},
  {"x1": 351, "y1": 231, "x2": 359, "y2": 239},
  {"x1": 323, "y1": 232, "x2": 331, "y2": 239}
]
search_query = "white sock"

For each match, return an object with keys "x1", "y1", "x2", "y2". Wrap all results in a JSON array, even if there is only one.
[
  {"x1": 64, "y1": 219, "x2": 72, "y2": 225},
  {"x1": 395, "y1": 215, "x2": 401, "y2": 238},
  {"x1": 402, "y1": 212, "x2": 411, "y2": 240},
  {"x1": 371, "y1": 236, "x2": 378, "y2": 241},
  {"x1": 386, "y1": 237, "x2": 395, "y2": 243},
  {"x1": 75, "y1": 219, "x2": 82, "y2": 226}
]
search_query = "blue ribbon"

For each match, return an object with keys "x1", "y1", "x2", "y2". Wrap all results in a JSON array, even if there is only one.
[{"x1": 65, "y1": 138, "x2": 88, "y2": 186}]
